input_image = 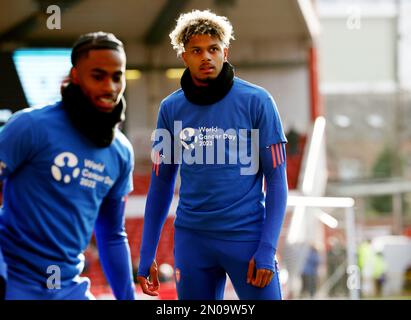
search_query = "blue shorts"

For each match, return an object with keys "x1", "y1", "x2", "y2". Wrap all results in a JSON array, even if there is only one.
[
  {"x1": 5, "y1": 276, "x2": 95, "y2": 300},
  {"x1": 174, "y1": 226, "x2": 282, "y2": 300}
]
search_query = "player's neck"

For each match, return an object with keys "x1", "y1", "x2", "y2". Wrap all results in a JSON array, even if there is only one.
[{"x1": 181, "y1": 62, "x2": 234, "y2": 105}]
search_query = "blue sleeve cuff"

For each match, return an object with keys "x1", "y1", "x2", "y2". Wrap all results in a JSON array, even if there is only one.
[{"x1": 254, "y1": 243, "x2": 276, "y2": 271}]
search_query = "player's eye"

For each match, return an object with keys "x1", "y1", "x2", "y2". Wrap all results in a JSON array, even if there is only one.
[
  {"x1": 92, "y1": 74, "x2": 104, "y2": 81},
  {"x1": 112, "y1": 75, "x2": 122, "y2": 82}
]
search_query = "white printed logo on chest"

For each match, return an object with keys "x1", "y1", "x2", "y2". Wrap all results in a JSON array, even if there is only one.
[
  {"x1": 51, "y1": 152, "x2": 80, "y2": 183},
  {"x1": 51, "y1": 152, "x2": 114, "y2": 189}
]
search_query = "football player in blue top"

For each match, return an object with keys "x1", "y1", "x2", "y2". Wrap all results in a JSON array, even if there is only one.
[
  {"x1": 0, "y1": 32, "x2": 135, "y2": 300},
  {"x1": 137, "y1": 10, "x2": 288, "y2": 300}
]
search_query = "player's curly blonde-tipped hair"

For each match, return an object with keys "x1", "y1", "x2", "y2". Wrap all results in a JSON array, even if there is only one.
[{"x1": 169, "y1": 9, "x2": 235, "y2": 56}]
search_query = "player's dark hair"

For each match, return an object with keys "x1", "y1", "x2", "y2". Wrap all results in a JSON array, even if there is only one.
[{"x1": 71, "y1": 31, "x2": 125, "y2": 66}]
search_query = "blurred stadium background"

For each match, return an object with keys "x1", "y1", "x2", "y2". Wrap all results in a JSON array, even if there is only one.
[{"x1": 0, "y1": 0, "x2": 410, "y2": 300}]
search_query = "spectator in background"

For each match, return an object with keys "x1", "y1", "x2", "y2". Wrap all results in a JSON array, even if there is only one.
[
  {"x1": 403, "y1": 265, "x2": 411, "y2": 295},
  {"x1": 358, "y1": 239, "x2": 376, "y2": 297},
  {"x1": 373, "y1": 251, "x2": 386, "y2": 297},
  {"x1": 301, "y1": 244, "x2": 320, "y2": 298},
  {"x1": 326, "y1": 236, "x2": 347, "y2": 297}
]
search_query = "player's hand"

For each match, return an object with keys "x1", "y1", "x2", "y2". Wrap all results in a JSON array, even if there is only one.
[
  {"x1": 137, "y1": 260, "x2": 160, "y2": 296},
  {"x1": 246, "y1": 258, "x2": 274, "y2": 288}
]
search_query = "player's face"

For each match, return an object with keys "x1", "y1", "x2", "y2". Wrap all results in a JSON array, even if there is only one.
[
  {"x1": 70, "y1": 49, "x2": 126, "y2": 113},
  {"x1": 182, "y1": 34, "x2": 228, "y2": 87}
]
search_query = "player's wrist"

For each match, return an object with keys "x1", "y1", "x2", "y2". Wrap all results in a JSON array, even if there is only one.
[{"x1": 254, "y1": 242, "x2": 276, "y2": 271}]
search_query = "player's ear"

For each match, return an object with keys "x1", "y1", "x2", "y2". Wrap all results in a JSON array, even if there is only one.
[
  {"x1": 223, "y1": 47, "x2": 229, "y2": 62},
  {"x1": 70, "y1": 67, "x2": 79, "y2": 85}
]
